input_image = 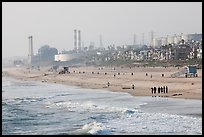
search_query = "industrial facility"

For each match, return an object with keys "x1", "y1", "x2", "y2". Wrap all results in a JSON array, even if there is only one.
[
  {"x1": 26, "y1": 31, "x2": 202, "y2": 68},
  {"x1": 54, "y1": 29, "x2": 84, "y2": 62},
  {"x1": 152, "y1": 33, "x2": 202, "y2": 47}
]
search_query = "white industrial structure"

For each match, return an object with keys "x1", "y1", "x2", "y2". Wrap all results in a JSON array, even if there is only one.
[
  {"x1": 151, "y1": 33, "x2": 202, "y2": 47},
  {"x1": 55, "y1": 29, "x2": 83, "y2": 62},
  {"x1": 153, "y1": 38, "x2": 161, "y2": 47},
  {"x1": 167, "y1": 36, "x2": 174, "y2": 44},
  {"x1": 77, "y1": 30, "x2": 81, "y2": 51},
  {"x1": 73, "y1": 29, "x2": 82, "y2": 52},
  {"x1": 181, "y1": 34, "x2": 189, "y2": 42},
  {"x1": 173, "y1": 34, "x2": 182, "y2": 44},
  {"x1": 161, "y1": 37, "x2": 167, "y2": 45},
  {"x1": 54, "y1": 54, "x2": 80, "y2": 62}
]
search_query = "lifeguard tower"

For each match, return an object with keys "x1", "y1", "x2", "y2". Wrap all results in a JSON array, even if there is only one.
[{"x1": 171, "y1": 65, "x2": 198, "y2": 78}]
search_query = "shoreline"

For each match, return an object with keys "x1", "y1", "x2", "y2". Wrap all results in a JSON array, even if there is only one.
[{"x1": 2, "y1": 66, "x2": 202, "y2": 100}]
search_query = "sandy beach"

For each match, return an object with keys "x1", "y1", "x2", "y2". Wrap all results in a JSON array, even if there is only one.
[{"x1": 2, "y1": 66, "x2": 202, "y2": 100}]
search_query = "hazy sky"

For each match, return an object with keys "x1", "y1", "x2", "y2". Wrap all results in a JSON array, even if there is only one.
[{"x1": 2, "y1": 2, "x2": 202, "y2": 58}]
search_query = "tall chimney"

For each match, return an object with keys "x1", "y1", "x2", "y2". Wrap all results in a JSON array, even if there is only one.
[
  {"x1": 28, "y1": 36, "x2": 33, "y2": 65},
  {"x1": 74, "y1": 29, "x2": 77, "y2": 51},
  {"x1": 28, "y1": 36, "x2": 31, "y2": 58},
  {"x1": 78, "y1": 30, "x2": 81, "y2": 51},
  {"x1": 133, "y1": 34, "x2": 136, "y2": 46},
  {"x1": 30, "y1": 36, "x2": 33, "y2": 56},
  {"x1": 100, "y1": 35, "x2": 103, "y2": 48}
]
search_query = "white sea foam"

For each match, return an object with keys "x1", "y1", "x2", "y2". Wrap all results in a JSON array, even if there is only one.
[
  {"x1": 81, "y1": 121, "x2": 103, "y2": 134},
  {"x1": 104, "y1": 111, "x2": 202, "y2": 135},
  {"x1": 2, "y1": 78, "x2": 202, "y2": 135}
]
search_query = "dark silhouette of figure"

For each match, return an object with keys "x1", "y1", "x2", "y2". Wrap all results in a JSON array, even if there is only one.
[
  {"x1": 163, "y1": 86, "x2": 166, "y2": 93},
  {"x1": 131, "y1": 73, "x2": 134, "y2": 76},
  {"x1": 151, "y1": 75, "x2": 152, "y2": 78},
  {"x1": 146, "y1": 73, "x2": 148, "y2": 76},
  {"x1": 107, "y1": 82, "x2": 110, "y2": 87},
  {"x1": 151, "y1": 87, "x2": 154, "y2": 94},
  {"x1": 166, "y1": 86, "x2": 168, "y2": 93},
  {"x1": 132, "y1": 84, "x2": 135, "y2": 89},
  {"x1": 153, "y1": 87, "x2": 157, "y2": 94},
  {"x1": 160, "y1": 87, "x2": 163, "y2": 93},
  {"x1": 158, "y1": 87, "x2": 160, "y2": 93}
]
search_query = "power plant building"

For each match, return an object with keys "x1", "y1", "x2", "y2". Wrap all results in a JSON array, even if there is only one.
[
  {"x1": 152, "y1": 33, "x2": 202, "y2": 47},
  {"x1": 55, "y1": 29, "x2": 83, "y2": 62},
  {"x1": 54, "y1": 53, "x2": 80, "y2": 62}
]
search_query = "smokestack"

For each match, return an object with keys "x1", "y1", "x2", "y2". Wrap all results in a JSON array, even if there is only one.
[
  {"x1": 142, "y1": 33, "x2": 144, "y2": 45},
  {"x1": 74, "y1": 29, "x2": 77, "y2": 51},
  {"x1": 30, "y1": 36, "x2": 33, "y2": 56},
  {"x1": 28, "y1": 36, "x2": 30, "y2": 57},
  {"x1": 150, "y1": 31, "x2": 154, "y2": 47},
  {"x1": 100, "y1": 35, "x2": 103, "y2": 48},
  {"x1": 78, "y1": 30, "x2": 81, "y2": 51},
  {"x1": 28, "y1": 36, "x2": 33, "y2": 65},
  {"x1": 133, "y1": 34, "x2": 136, "y2": 46}
]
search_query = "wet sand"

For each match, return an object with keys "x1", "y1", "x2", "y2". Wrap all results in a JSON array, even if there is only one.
[{"x1": 2, "y1": 66, "x2": 202, "y2": 100}]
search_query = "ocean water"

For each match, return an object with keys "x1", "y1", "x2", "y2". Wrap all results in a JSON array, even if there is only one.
[{"x1": 2, "y1": 77, "x2": 202, "y2": 135}]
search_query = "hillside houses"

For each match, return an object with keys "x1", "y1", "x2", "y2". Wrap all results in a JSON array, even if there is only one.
[{"x1": 98, "y1": 38, "x2": 202, "y2": 63}]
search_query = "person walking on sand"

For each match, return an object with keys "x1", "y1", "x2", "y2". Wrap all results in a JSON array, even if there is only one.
[
  {"x1": 160, "y1": 86, "x2": 163, "y2": 93},
  {"x1": 166, "y1": 86, "x2": 168, "y2": 93},
  {"x1": 132, "y1": 84, "x2": 135, "y2": 90},
  {"x1": 151, "y1": 75, "x2": 152, "y2": 78},
  {"x1": 151, "y1": 87, "x2": 154, "y2": 94},
  {"x1": 107, "y1": 82, "x2": 110, "y2": 87},
  {"x1": 158, "y1": 87, "x2": 160, "y2": 94},
  {"x1": 153, "y1": 87, "x2": 157, "y2": 94},
  {"x1": 163, "y1": 86, "x2": 166, "y2": 93}
]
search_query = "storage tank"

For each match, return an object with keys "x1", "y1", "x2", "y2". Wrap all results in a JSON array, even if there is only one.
[
  {"x1": 54, "y1": 55, "x2": 60, "y2": 61},
  {"x1": 176, "y1": 35, "x2": 182, "y2": 44},
  {"x1": 188, "y1": 34, "x2": 202, "y2": 42},
  {"x1": 153, "y1": 38, "x2": 157, "y2": 47},
  {"x1": 181, "y1": 34, "x2": 189, "y2": 42},
  {"x1": 173, "y1": 34, "x2": 178, "y2": 44},
  {"x1": 153, "y1": 38, "x2": 162, "y2": 47},
  {"x1": 167, "y1": 36, "x2": 174, "y2": 44},
  {"x1": 54, "y1": 53, "x2": 80, "y2": 62},
  {"x1": 161, "y1": 37, "x2": 167, "y2": 45},
  {"x1": 60, "y1": 54, "x2": 71, "y2": 61}
]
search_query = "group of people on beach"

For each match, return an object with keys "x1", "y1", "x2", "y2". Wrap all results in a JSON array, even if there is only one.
[{"x1": 151, "y1": 86, "x2": 168, "y2": 94}]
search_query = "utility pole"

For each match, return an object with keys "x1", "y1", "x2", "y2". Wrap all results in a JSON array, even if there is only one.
[
  {"x1": 150, "y1": 31, "x2": 154, "y2": 47},
  {"x1": 142, "y1": 33, "x2": 144, "y2": 46},
  {"x1": 99, "y1": 34, "x2": 103, "y2": 48},
  {"x1": 133, "y1": 34, "x2": 136, "y2": 46}
]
